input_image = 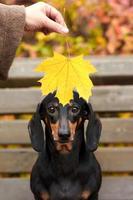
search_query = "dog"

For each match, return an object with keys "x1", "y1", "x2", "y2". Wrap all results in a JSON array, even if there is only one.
[{"x1": 28, "y1": 92, "x2": 102, "y2": 200}]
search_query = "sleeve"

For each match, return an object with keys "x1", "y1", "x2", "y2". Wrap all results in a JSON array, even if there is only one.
[{"x1": 0, "y1": 3, "x2": 25, "y2": 80}]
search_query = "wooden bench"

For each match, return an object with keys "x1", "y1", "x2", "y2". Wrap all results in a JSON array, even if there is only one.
[{"x1": 0, "y1": 56, "x2": 133, "y2": 200}]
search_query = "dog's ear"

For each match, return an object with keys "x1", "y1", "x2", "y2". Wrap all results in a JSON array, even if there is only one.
[
  {"x1": 85, "y1": 103, "x2": 102, "y2": 152},
  {"x1": 28, "y1": 103, "x2": 44, "y2": 152}
]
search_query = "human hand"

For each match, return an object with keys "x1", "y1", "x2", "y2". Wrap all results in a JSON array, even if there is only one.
[{"x1": 25, "y1": 2, "x2": 69, "y2": 34}]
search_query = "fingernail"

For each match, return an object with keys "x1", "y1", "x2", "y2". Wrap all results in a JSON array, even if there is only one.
[{"x1": 61, "y1": 27, "x2": 69, "y2": 33}]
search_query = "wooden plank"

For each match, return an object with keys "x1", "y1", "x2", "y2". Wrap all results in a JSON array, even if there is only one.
[
  {"x1": 92, "y1": 86, "x2": 133, "y2": 112},
  {"x1": 0, "y1": 86, "x2": 133, "y2": 113},
  {"x1": 0, "y1": 149, "x2": 37, "y2": 173},
  {"x1": 7, "y1": 57, "x2": 133, "y2": 79},
  {"x1": 95, "y1": 147, "x2": 133, "y2": 172},
  {"x1": 1, "y1": 118, "x2": 133, "y2": 144},
  {"x1": 0, "y1": 88, "x2": 40, "y2": 114},
  {"x1": 0, "y1": 79, "x2": 40, "y2": 88},
  {"x1": 0, "y1": 120, "x2": 30, "y2": 144},
  {"x1": 1, "y1": 57, "x2": 133, "y2": 87},
  {"x1": 0, "y1": 178, "x2": 34, "y2": 200},
  {"x1": 99, "y1": 176, "x2": 133, "y2": 200},
  {"x1": 0, "y1": 177, "x2": 133, "y2": 200},
  {"x1": 0, "y1": 147, "x2": 133, "y2": 173},
  {"x1": 100, "y1": 118, "x2": 133, "y2": 143}
]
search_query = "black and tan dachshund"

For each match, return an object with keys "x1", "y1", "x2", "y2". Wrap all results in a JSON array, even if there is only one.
[{"x1": 28, "y1": 92, "x2": 102, "y2": 200}]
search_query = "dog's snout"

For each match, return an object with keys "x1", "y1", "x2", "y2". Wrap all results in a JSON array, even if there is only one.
[
  {"x1": 58, "y1": 110, "x2": 70, "y2": 141},
  {"x1": 58, "y1": 128, "x2": 70, "y2": 140},
  {"x1": 58, "y1": 124, "x2": 70, "y2": 141}
]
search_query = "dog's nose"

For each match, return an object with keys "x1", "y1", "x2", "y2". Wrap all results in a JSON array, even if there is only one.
[{"x1": 58, "y1": 126, "x2": 70, "y2": 141}]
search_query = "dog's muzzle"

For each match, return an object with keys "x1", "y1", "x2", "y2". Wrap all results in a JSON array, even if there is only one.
[{"x1": 58, "y1": 129, "x2": 71, "y2": 143}]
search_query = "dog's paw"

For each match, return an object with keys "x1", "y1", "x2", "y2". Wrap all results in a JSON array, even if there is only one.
[
  {"x1": 40, "y1": 192, "x2": 50, "y2": 200},
  {"x1": 81, "y1": 190, "x2": 91, "y2": 200}
]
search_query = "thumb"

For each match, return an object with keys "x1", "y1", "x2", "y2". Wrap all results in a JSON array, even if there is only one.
[{"x1": 43, "y1": 16, "x2": 69, "y2": 34}]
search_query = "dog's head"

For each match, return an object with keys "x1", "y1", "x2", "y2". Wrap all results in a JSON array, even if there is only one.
[{"x1": 28, "y1": 92, "x2": 101, "y2": 154}]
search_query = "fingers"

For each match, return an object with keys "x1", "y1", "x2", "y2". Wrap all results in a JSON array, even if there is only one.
[
  {"x1": 25, "y1": 2, "x2": 69, "y2": 34},
  {"x1": 43, "y1": 16, "x2": 69, "y2": 34},
  {"x1": 46, "y1": 5, "x2": 67, "y2": 28}
]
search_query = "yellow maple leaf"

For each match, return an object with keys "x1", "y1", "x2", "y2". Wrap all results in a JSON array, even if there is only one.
[{"x1": 35, "y1": 52, "x2": 96, "y2": 105}]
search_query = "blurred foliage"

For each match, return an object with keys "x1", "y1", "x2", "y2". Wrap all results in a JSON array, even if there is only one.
[
  {"x1": 1, "y1": 0, "x2": 130, "y2": 57},
  {"x1": 1, "y1": 0, "x2": 133, "y2": 57}
]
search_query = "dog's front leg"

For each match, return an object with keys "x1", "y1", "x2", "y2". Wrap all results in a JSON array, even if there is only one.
[
  {"x1": 34, "y1": 190, "x2": 50, "y2": 200},
  {"x1": 81, "y1": 190, "x2": 91, "y2": 199},
  {"x1": 40, "y1": 192, "x2": 50, "y2": 200},
  {"x1": 81, "y1": 191, "x2": 98, "y2": 200},
  {"x1": 31, "y1": 173, "x2": 50, "y2": 200},
  {"x1": 34, "y1": 192, "x2": 50, "y2": 200},
  {"x1": 81, "y1": 173, "x2": 101, "y2": 200}
]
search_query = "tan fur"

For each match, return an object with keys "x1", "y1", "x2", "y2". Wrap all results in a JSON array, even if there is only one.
[
  {"x1": 56, "y1": 142, "x2": 73, "y2": 154},
  {"x1": 48, "y1": 117, "x2": 83, "y2": 154},
  {"x1": 50, "y1": 121, "x2": 59, "y2": 141},
  {"x1": 81, "y1": 190, "x2": 91, "y2": 199},
  {"x1": 40, "y1": 191, "x2": 50, "y2": 200},
  {"x1": 69, "y1": 121, "x2": 78, "y2": 140}
]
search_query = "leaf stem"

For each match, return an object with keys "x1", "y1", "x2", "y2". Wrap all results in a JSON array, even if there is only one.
[{"x1": 63, "y1": 7, "x2": 71, "y2": 58}]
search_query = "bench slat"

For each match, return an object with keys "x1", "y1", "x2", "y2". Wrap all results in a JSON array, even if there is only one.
[
  {"x1": 0, "y1": 57, "x2": 132, "y2": 87},
  {"x1": 0, "y1": 177, "x2": 133, "y2": 200},
  {"x1": 95, "y1": 147, "x2": 133, "y2": 172},
  {"x1": 0, "y1": 147, "x2": 133, "y2": 173},
  {"x1": 7, "y1": 57, "x2": 133, "y2": 79},
  {"x1": 0, "y1": 178, "x2": 34, "y2": 200},
  {"x1": 100, "y1": 176, "x2": 133, "y2": 200},
  {"x1": 100, "y1": 118, "x2": 133, "y2": 143},
  {"x1": 0, "y1": 86, "x2": 133, "y2": 113},
  {"x1": 0, "y1": 118, "x2": 133, "y2": 144},
  {"x1": 0, "y1": 120, "x2": 29, "y2": 144}
]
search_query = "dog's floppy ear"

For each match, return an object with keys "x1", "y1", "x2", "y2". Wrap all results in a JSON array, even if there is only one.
[
  {"x1": 85, "y1": 103, "x2": 102, "y2": 152},
  {"x1": 28, "y1": 103, "x2": 44, "y2": 152}
]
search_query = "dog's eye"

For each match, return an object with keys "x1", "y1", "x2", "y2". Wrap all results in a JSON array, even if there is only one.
[
  {"x1": 48, "y1": 106, "x2": 56, "y2": 114},
  {"x1": 71, "y1": 106, "x2": 79, "y2": 114}
]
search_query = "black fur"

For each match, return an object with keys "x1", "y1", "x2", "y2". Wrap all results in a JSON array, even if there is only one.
[{"x1": 28, "y1": 93, "x2": 102, "y2": 200}]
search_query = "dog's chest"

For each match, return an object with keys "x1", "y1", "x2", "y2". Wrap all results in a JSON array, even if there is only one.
[{"x1": 49, "y1": 179, "x2": 81, "y2": 200}]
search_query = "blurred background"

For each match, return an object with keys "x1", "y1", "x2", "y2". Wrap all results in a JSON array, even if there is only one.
[
  {"x1": 0, "y1": 1, "x2": 133, "y2": 199},
  {"x1": 1, "y1": 0, "x2": 133, "y2": 57}
]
